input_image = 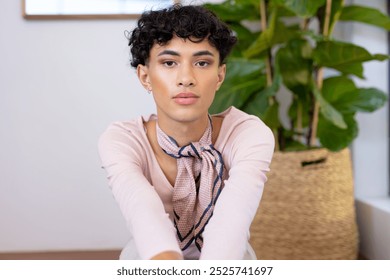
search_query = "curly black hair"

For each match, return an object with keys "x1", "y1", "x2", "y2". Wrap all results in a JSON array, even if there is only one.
[{"x1": 128, "y1": 4, "x2": 237, "y2": 68}]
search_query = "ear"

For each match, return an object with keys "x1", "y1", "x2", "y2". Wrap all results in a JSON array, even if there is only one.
[
  {"x1": 137, "y1": 64, "x2": 152, "y2": 91},
  {"x1": 216, "y1": 64, "x2": 226, "y2": 91}
]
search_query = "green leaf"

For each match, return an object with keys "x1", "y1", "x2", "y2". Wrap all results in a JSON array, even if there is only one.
[
  {"x1": 327, "y1": 0, "x2": 345, "y2": 35},
  {"x1": 333, "y1": 88, "x2": 388, "y2": 114},
  {"x1": 339, "y1": 5, "x2": 390, "y2": 30},
  {"x1": 235, "y1": 0, "x2": 260, "y2": 6},
  {"x1": 242, "y1": 71, "x2": 281, "y2": 118},
  {"x1": 229, "y1": 23, "x2": 259, "y2": 57},
  {"x1": 314, "y1": 41, "x2": 389, "y2": 67},
  {"x1": 211, "y1": 81, "x2": 263, "y2": 113},
  {"x1": 322, "y1": 77, "x2": 388, "y2": 114},
  {"x1": 262, "y1": 102, "x2": 281, "y2": 129},
  {"x1": 288, "y1": 95, "x2": 311, "y2": 129},
  {"x1": 277, "y1": 127, "x2": 309, "y2": 151},
  {"x1": 244, "y1": 7, "x2": 301, "y2": 59},
  {"x1": 244, "y1": 8, "x2": 278, "y2": 58},
  {"x1": 318, "y1": 114, "x2": 358, "y2": 151},
  {"x1": 211, "y1": 79, "x2": 265, "y2": 113},
  {"x1": 313, "y1": 41, "x2": 389, "y2": 77},
  {"x1": 272, "y1": 22, "x2": 301, "y2": 47},
  {"x1": 313, "y1": 86, "x2": 347, "y2": 129},
  {"x1": 203, "y1": 1, "x2": 259, "y2": 22},
  {"x1": 222, "y1": 58, "x2": 266, "y2": 86},
  {"x1": 273, "y1": 0, "x2": 327, "y2": 18},
  {"x1": 276, "y1": 39, "x2": 313, "y2": 91},
  {"x1": 210, "y1": 58, "x2": 266, "y2": 113},
  {"x1": 269, "y1": 3, "x2": 295, "y2": 17},
  {"x1": 331, "y1": 63, "x2": 364, "y2": 78},
  {"x1": 372, "y1": 54, "x2": 390, "y2": 61},
  {"x1": 322, "y1": 76, "x2": 357, "y2": 103},
  {"x1": 243, "y1": 84, "x2": 279, "y2": 117}
]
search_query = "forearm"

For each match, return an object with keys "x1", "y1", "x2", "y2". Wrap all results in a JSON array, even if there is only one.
[
  {"x1": 200, "y1": 118, "x2": 275, "y2": 259},
  {"x1": 200, "y1": 169, "x2": 265, "y2": 259}
]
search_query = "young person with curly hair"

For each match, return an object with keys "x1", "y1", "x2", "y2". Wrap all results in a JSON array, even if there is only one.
[{"x1": 98, "y1": 4, "x2": 274, "y2": 260}]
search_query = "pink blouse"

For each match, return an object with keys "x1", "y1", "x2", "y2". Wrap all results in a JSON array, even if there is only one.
[{"x1": 98, "y1": 107, "x2": 274, "y2": 259}]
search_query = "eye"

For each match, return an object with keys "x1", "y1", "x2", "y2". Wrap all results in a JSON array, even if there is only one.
[
  {"x1": 195, "y1": 61, "x2": 210, "y2": 67},
  {"x1": 162, "y1": 61, "x2": 176, "y2": 67}
]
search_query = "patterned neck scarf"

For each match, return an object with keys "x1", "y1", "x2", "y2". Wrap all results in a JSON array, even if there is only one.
[{"x1": 156, "y1": 116, "x2": 226, "y2": 251}]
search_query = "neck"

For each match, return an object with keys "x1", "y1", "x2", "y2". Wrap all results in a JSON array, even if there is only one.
[{"x1": 157, "y1": 115, "x2": 210, "y2": 147}]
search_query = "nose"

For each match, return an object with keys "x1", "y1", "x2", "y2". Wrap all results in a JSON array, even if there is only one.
[{"x1": 177, "y1": 63, "x2": 196, "y2": 87}]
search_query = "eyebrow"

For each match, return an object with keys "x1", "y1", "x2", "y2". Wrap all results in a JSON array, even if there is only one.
[{"x1": 157, "y1": 50, "x2": 215, "y2": 57}]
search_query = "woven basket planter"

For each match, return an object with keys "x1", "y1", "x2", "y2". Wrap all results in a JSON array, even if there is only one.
[{"x1": 250, "y1": 148, "x2": 359, "y2": 259}]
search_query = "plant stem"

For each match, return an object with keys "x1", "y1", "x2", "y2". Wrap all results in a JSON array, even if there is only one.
[
  {"x1": 296, "y1": 18, "x2": 309, "y2": 143},
  {"x1": 297, "y1": 100, "x2": 303, "y2": 142},
  {"x1": 260, "y1": 0, "x2": 273, "y2": 89},
  {"x1": 260, "y1": 0, "x2": 279, "y2": 151},
  {"x1": 309, "y1": 0, "x2": 332, "y2": 147}
]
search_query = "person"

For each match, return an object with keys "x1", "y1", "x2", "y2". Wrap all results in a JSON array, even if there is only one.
[{"x1": 98, "y1": 4, "x2": 274, "y2": 260}]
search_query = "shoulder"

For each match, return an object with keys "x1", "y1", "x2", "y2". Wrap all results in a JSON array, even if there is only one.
[
  {"x1": 99, "y1": 118, "x2": 144, "y2": 147},
  {"x1": 215, "y1": 106, "x2": 274, "y2": 145},
  {"x1": 215, "y1": 107, "x2": 275, "y2": 168},
  {"x1": 98, "y1": 116, "x2": 152, "y2": 163}
]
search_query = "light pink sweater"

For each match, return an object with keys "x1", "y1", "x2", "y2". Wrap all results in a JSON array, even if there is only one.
[{"x1": 98, "y1": 107, "x2": 274, "y2": 260}]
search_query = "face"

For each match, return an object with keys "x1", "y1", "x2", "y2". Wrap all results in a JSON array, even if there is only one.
[{"x1": 137, "y1": 35, "x2": 226, "y2": 126}]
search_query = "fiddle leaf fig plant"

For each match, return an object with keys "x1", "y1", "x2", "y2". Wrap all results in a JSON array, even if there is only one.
[{"x1": 205, "y1": 0, "x2": 389, "y2": 151}]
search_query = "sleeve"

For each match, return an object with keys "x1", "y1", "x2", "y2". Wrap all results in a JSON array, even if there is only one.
[
  {"x1": 199, "y1": 118, "x2": 275, "y2": 259},
  {"x1": 98, "y1": 124, "x2": 182, "y2": 260}
]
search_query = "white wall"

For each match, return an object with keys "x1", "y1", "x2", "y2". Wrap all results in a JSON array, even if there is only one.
[
  {"x1": 348, "y1": 0, "x2": 390, "y2": 260},
  {"x1": 0, "y1": 0, "x2": 155, "y2": 252},
  {"x1": 349, "y1": 0, "x2": 389, "y2": 199}
]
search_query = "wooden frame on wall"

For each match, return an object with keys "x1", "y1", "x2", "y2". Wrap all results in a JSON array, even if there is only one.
[{"x1": 22, "y1": 0, "x2": 180, "y2": 20}]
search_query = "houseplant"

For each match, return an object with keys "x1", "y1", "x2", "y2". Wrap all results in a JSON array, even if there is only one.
[{"x1": 204, "y1": 0, "x2": 389, "y2": 259}]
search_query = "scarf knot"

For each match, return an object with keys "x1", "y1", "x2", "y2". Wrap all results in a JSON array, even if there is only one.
[{"x1": 156, "y1": 117, "x2": 226, "y2": 252}]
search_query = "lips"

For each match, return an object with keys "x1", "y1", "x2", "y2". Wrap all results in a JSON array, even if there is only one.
[{"x1": 173, "y1": 92, "x2": 199, "y2": 105}]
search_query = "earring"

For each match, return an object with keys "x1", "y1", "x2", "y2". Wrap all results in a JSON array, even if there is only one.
[{"x1": 147, "y1": 88, "x2": 152, "y2": 94}]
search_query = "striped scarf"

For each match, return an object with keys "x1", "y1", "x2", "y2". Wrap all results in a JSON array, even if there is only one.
[{"x1": 156, "y1": 116, "x2": 226, "y2": 251}]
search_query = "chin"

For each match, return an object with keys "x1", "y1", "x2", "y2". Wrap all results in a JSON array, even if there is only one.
[{"x1": 171, "y1": 110, "x2": 207, "y2": 123}]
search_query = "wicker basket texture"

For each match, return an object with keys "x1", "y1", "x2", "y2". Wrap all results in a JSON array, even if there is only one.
[{"x1": 250, "y1": 148, "x2": 359, "y2": 259}]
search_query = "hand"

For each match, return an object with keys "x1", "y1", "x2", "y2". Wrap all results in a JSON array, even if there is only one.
[{"x1": 150, "y1": 250, "x2": 183, "y2": 260}]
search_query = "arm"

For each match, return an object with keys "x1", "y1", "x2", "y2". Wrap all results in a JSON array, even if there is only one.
[
  {"x1": 200, "y1": 118, "x2": 275, "y2": 259},
  {"x1": 98, "y1": 123, "x2": 182, "y2": 260}
]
